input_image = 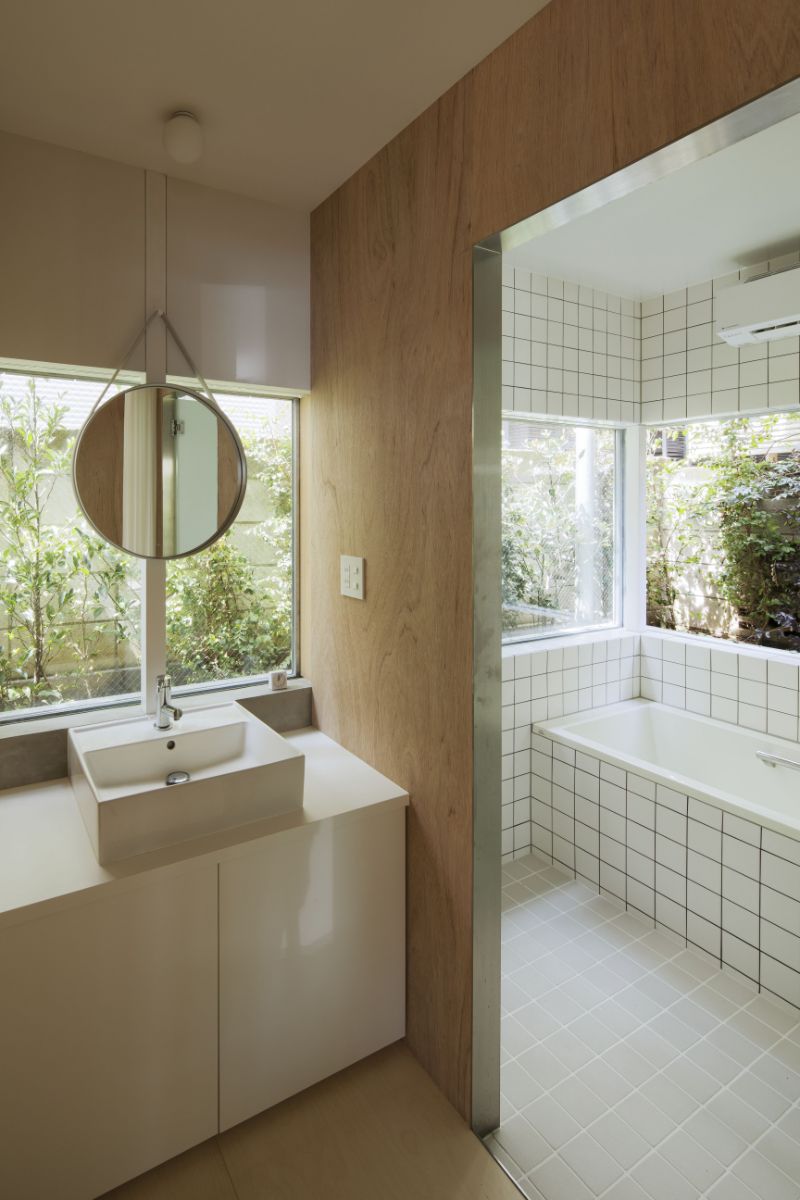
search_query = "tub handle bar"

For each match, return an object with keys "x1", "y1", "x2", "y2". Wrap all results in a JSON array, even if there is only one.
[{"x1": 756, "y1": 750, "x2": 800, "y2": 772}]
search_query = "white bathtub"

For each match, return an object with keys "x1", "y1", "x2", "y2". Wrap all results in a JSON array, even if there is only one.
[{"x1": 537, "y1": 698, "x2": 800, "y2": 838}]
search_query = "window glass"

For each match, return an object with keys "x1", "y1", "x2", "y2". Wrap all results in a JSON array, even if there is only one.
[
  {"x1": 0, "y1": 370, "x2": 141, "y2": 713},
  {"x1": 502, "y1": 419, "x2": 619, "y2": 640},
  {"x1": 166, "y1": 391, "x2": 294, "y2": 690},
  {"x1": 647, "y1": 412, "x2": 800, "y2": 652}
]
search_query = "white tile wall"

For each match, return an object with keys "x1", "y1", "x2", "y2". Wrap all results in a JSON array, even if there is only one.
[
  {"x1": 639, "y1": 257, "x2": 800, "y2": 425},
  {"x1": 528, "y1": 731, "x2": 800, "y2": 1014},
  {"x1": 502, "y1": 634, "x2": 640, "y2": 859},
  {"x1": 501, "y1": 256, "x2": 800, "y2": 426},
  {"x1": 639, "y1": 631, "x2": 800, "y2": 743},
  {"x1": 501, "y1": 267, "x2": 641, "y2": 423}
]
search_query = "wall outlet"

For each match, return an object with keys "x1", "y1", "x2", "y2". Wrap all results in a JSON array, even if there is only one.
[{"x1": 340, "y1": 555, "x2": 365, "y2": 600}]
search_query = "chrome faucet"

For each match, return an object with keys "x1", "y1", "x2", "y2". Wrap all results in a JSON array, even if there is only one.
[{"x1": 154, "y1": 673, "x2": 182, "y2": 730}]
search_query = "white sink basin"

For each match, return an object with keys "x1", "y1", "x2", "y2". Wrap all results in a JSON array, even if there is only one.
[{"x1": 69, "y1": 704, "x2": 304, "y2": 864}]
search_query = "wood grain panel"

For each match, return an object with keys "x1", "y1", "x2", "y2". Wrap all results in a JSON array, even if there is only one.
[
  {"x1": 609, "y1": 0, "x2": 800, "y2": 176},
  {"x1": 304, "y1": 0, "x2": 800, "y2": 1120},
  {"x1": 74, "y1": 398, "x2": 125, "y2": 547},
  {"x1": 305, "y1": 85, "x2": 475, "y2": 1113},
  {"x1": 469, "y1": 0, "x2": 616, "y2": 241}
]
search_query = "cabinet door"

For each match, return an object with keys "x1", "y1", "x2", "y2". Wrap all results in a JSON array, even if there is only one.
[
  {"x1": 219, "y1": 808, "x2": 405, "y2": 1130},
  {"x1": 0, "y1": 863, "x2": 218, "y2": 1200}
]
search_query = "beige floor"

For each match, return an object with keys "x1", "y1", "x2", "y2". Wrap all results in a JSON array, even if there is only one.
[{"x1": 101, "y1": 1042, "x2": 520, "y2": 1200}]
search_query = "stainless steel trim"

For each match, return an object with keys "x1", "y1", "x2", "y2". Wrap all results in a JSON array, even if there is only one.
[
  {"x1": 757, "y1": 750, "x2": 800, "y2": 772},
  {"x1": 494, "y1": 78, "x2": 800, "y2": 254},
  {"x1": 471, "y1": 243, "x2": 503, "y2": 1136}
]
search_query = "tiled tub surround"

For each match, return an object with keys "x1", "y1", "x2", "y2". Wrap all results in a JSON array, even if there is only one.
[
  {"x1": 501, "y1": 269, "x2": 641, "y2": 423},
  {"x1": 494, "y1": 853, "x2": 800, "y2": 1200},
  {"x1": 503, "y1": 628, "x2": 800, "y2": 860},
  {"x1": 529, "y1": 704, "x2": 800, "y2": 1013},
  {"x1": 639, "y1": 632, "x2": 800, "y2": 743},
  {"x1": 502, "y1": 634, "x2": 641, "y2": 859}
]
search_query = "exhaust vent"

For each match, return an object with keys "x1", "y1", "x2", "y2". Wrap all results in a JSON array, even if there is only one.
[{"x1": 716, "y1": 265, "x2": 800, "y2": 347}]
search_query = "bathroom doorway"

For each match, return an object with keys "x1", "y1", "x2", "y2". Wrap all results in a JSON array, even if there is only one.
[{"x1": 472, "y1": 76, "x2": 800, "y2": 1199}]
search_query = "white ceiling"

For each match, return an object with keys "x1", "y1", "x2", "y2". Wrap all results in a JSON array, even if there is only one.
[
  {"x1": 505, "y1": 111, "x2": 800, "y2": 299},
  {"x1": 0, "y1": 0, "x2": 550, "y2": 211}
]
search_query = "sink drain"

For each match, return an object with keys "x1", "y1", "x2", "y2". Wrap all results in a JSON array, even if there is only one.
[{"x1": 166, "y1": 770, "x2": 190, "y2": 786}]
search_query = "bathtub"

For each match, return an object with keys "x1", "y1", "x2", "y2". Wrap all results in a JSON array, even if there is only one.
[
  {"x1": 537, "y1": 698, "x2": 800, "y2": 839},
  {"x1": 532, "y1": 698, "x2": 800, "y2": 1008}
]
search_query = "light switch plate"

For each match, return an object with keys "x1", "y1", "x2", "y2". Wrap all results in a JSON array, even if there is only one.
[{"x1": 340, "y1": 555, "x2": 365, "y2": 600}]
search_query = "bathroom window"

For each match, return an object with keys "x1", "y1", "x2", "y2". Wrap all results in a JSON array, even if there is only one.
[
  {"x1": 502, "y1": 419, "x2": 621, "y2": 641},
  {"x1": 166, "y1": 390, "x2": 294, "y2": 691},
  {"x1": 0, "y1": 366, "x2": 296, "y2": 720},
  {"x1": 647, "y1": 411, "x2": 800, "y2": 653},
  {"x1": 0, "y1": 367, "x2": 143, "y2": 714}
]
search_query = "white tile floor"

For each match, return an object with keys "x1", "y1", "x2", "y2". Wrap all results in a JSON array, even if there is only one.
[{"x1": 488, "y1": 852, "x2": 800, "y2": 1200}]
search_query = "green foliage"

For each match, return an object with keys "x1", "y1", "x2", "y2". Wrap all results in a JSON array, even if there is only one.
[
  {"x1": 502, "y1": 423, "x2": 616, "y2": 633},
  {"x1": 646, "y1": 414, "x2": 800, "y2": 646},
  {"x1": 0, "y1": 380, "x2": 138, "y2": 708},
  {"x1": 0, "y1": 378, "x2": 293, "y2": 712},
  {"x1": 501, "y1": 489, "x2": 557, "y2": 611},
  {"x1": 166, "y1": 411, "x2": 293, "y2": 683},
  {"x1": 645, "y1": 435, "x2": 705, "y2": 631},
  {"x1": 712, "y1": 419, "x2": 800, "y2": 634}
]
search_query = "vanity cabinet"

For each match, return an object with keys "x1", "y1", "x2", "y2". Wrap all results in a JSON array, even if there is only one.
[
  {"x1": 0, "y1": 771, "x2": 406, "y2": 1200},
  {"x1": 219, "y1": 807, "x2": 406, "y2": 1129},
  {"x1": 0, "y1": 863, "x2": 219, "y2": 1200}
]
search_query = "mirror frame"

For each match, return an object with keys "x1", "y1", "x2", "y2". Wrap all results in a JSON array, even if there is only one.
[{"x1": 72, "y1": 382, "x2": 248, "y2": 560}]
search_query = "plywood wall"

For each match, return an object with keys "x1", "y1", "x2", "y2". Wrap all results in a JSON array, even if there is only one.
[{"x1": 303, "y1": 0, "x2": 800, "y2": 1119}]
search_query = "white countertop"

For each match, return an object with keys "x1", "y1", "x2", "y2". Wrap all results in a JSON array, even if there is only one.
[{"x1": 0, "y1": 727, "x2": 408, "y2": 930}]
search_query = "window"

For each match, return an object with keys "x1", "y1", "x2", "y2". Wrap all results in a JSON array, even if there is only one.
[
  {"x1": 502, "y1": 419, "x2": 621, "y2": 641},
  {"x1": 166, "y1": 391, "x2": 294, "y2": 691},
  {"x1": 0, "y1": 369, "x2": 142, "y2": 714},
  {"x1": 0, "y1": 365, "x2": 295, "y2": 720},
  {"x1": 647, "y1": 412, "x2": 800, "y2": 653}
]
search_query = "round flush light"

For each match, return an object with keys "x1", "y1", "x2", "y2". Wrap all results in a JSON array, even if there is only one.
[{"x1": 163, "y1": 111, "x2": 203, "y2": 164}]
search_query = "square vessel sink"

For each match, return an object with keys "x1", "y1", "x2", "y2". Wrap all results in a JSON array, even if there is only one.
[{"x1": 69, "y1": 704, "x2": 304, "y2": 864}]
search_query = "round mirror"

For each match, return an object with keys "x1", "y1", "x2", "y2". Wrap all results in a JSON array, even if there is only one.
[{"x1": 73, "y1": 384, "x2": 247, "y2": 559}]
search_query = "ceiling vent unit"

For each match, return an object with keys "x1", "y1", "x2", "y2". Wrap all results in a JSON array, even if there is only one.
[{"x1": 716, "y1": 265, "x2": 800, "y2": 347}]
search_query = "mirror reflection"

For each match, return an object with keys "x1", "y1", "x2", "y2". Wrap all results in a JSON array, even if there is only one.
[{"x1": 73, "y1": 384, "x2": 247, "y2": 559}]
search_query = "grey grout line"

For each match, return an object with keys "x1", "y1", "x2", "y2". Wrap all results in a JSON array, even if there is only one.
[
  {"x1": 503, "y1": 885, "x2": 800, "y2": 1190},
  {"x1": 498, "y1": 854, "x2": 800, "y2": 1200}
]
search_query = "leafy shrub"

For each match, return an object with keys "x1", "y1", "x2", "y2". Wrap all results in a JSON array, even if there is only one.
[
  {"x1": 0, "y1": 381, "x2": 138, "y2": 707},
  {"x1": 646, "y1": 414, "x2": 800, "y2": 649},
  {"x1": 0, "y1": 378, "x2": 293, "y2": 710}
]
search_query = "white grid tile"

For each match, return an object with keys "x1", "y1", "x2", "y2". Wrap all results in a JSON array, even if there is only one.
[
  {"x1": 502, "y1": 274, "x2": 640, "y2": 423},
  {"x1": 628, "y1": 632, "x2": 800, "y2": 747},
  {"x1": 638, "y1": 260, "x2": 800, "y2": 424},
  {"x1": 502, "y1": 635, "x2": 641, "y2": 858},
  {"x1": 493, "y1": 853, "x2": 800, "y2": 1200}
]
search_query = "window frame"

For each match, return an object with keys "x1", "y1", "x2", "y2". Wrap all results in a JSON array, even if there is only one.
[
  {"x1": 166, "y1": 389, "x2": 300, "y2": 702},
  {"x1": 0, "y1": 361, "x2": 300, "y2": 727},
  {"x1": 500, "y1": 416, "x2": 625, "y2": 646},
  {"x1": 642, "y1": 408, "x2": 800, "y2": 655}
]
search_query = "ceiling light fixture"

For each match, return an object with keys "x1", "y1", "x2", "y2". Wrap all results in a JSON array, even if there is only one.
[{"x1": 163, "y1": 111, "x2": 203, "y2": 164}]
